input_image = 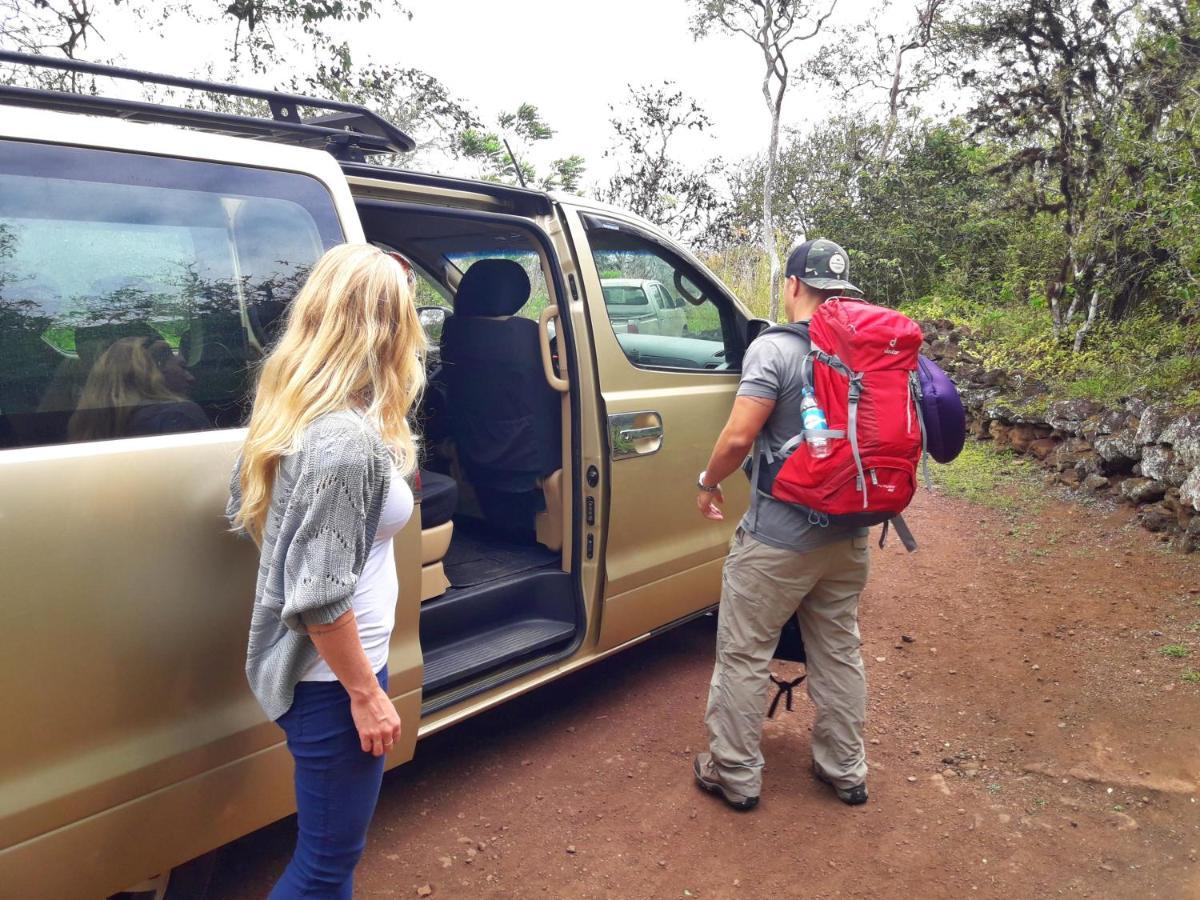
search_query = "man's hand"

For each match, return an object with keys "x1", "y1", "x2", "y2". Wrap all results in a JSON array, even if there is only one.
[
  {"x1": 695, "y1": 395, "x2": 775, "y2": 524},
  {"x1": 697, "y1": 485, "x2": 725, "y2": 520}
]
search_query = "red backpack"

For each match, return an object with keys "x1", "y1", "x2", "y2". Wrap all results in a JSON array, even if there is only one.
[{"x1": 750, "y1": 297, "x2": 929, "y2": 550}]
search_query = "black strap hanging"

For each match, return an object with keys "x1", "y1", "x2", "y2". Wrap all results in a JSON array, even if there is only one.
[{"x1": 767, "y1": 672, "x2": 807, "y2": 718}]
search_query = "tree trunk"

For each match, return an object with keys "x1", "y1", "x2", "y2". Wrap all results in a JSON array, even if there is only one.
[
  {"x1": 1072, "y1": 265, "x2": 1106, "y2": 352},
  {"x1": 1047, "y1": 253, "x2": 1071, "y2": 338},
  {"x1": 763, "y1": 87, "x2": 784, "y2": 321}
]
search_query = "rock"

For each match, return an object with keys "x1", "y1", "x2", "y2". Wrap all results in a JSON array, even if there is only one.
[
  {"x1": 1084, "y1": 474, "x2": 1110, "y2": 491},
  {"x1": 930, "y1": 774, "x2": 952, "y2": 796},
  {"x1": 1181, "y1": 469, "x2": 1200, "y2": 514},
  {"x1": 989, "y1": 420, "x2": 1012, "y2": 446},
  {"x1": 1120, "y1": 477, "x2": 1167, "y2": 504},
  {"x1": 1052, "y1": 438, "x2": 1094, "y2": 471},
  {"x1": 1142, "y1": 446, "x2": 1190, "y2": 487},
  {"x1": 1162, "y1": 412, "x2": 1200, "y2": 468},
  {"x1": 1139, "y1": 502, "x2": 1176, "y2": 533},
  {"x1": 1028, "y1": 437, "x2": 1060, "y2": 461},
  {"x1": 1058, "y1": 468, "x2": 1082, "y2": 487},
  {"x1": 1094, "y1": 431, "x2": 1142, "y2": 468},
  {"x1": 902, "y1": 634, "x2": 916, "y2": 643},
  {"x1": 1008, "y1": 424, "x2": 1039, "y2": 453},
  {"x1": 1136, "y1": 403, "x2": 1173, "y2": 444},
  {"x1": 1073, "y1": 451, "x2": 1104, "y2": 477},
  {"x1": 566, "y1": 845, "x2": 576, "y2": 855},
  {"x1": 1048, "y1": 399, "x2": 1102, "y2": 432},
  {"x1": 966, "y1": 416, "x2": 989, "y2": 441},
  {"x1": 417, "y1": 886, "x2": 433, "y2": 897}
]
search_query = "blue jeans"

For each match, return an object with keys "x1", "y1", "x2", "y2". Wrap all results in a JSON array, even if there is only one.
[{"x1": 269, "y1": 667, "x2": 388, "y2": 900}]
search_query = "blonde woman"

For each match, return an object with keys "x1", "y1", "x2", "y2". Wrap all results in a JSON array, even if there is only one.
[
  {"x1": 67, "y1": 335, "x2": 208, "y2": 441},
  {"x1": 227, "y1": 244, "x2": 426, "y2": 899}
]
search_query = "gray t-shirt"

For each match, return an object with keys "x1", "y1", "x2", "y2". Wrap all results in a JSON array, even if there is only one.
[{"x1": 737, "y1": 327, "x2": 866, "y2": 551}]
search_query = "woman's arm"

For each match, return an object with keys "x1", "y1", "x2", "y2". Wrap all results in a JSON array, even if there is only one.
[{"x1": 308, "y1": 610, "x2": 402, "y2": 757}]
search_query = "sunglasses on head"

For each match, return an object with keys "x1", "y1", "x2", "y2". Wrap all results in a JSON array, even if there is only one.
[{"x1": 385, "y1": 250, "x2": 417, "y2": 289}]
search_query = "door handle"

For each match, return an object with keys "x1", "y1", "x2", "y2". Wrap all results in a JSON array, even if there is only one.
[
  {"x1": 619, "y1": 425, "x2": 663, "y2": 442},
  {"x1": 539, "y1": 305, "x2": 569, "y2": 393},
  {"x1": 610, "y1": 412, "x2": 663, "y2": 459}
]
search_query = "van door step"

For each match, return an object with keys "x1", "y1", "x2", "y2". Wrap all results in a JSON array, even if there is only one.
[{"x1": 422, "y1": 618, "x2": 575, "y2": 694}]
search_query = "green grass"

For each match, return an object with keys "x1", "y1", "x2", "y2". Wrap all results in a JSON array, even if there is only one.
[
  {"x1": 930, "y1": 442, "x2": 1045, "y2": 512},
  {"x1": 1159, "y1": 644, "x2": 1191, "y2": 659},
  {"x1": 1182, "y1": 670, "x2": 1200, "y2": 684}
]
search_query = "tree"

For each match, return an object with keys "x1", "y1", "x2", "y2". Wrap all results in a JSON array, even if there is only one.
[
  {"x1": 599, "y1": 82, "x2": 727, "y2": 243},
  {"x1": 0, "y1": 1, "x2": 477, "y2": 161},
  {"x1": 810, "y1": 0, "x2": 956, "y2": 159},
  {"x1": 958, "y1": 0, "x2": 1142, "y2": 348},
  {"x1": 690, "y1": 0, "x2": 839, "y2": 321},
  {"x1": 455, "y1": 104, "x2": 586, "y2": 192}
]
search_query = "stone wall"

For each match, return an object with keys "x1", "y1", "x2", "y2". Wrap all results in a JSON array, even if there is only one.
[{"x1": 922, "y1": 319, "x2": 1200, "y2": 553}]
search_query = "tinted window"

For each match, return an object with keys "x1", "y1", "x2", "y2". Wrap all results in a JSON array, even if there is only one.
[
  {"x1": 0, "y1": 141, "x2": 343, "y2": 449},
  {"x1": 584, "y1": 218, "x2": 742, "y2": 371}
]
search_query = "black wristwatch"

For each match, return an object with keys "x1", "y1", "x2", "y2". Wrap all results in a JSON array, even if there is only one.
[{"x1": 697, "y1": 471, "x2": 719, "y2": 493}]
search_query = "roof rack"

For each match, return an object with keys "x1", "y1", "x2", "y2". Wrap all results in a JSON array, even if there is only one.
[{"x1": 0, "y1": 49, "x2": 416, "y2": 159}]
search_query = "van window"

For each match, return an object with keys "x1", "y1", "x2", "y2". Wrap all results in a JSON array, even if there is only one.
[
  {"x1": 584, "y1": 217, "x2": 742, "y2": 372},
  {"x1": 0, "y1": 141, "x2": 343, "y2": 449}
]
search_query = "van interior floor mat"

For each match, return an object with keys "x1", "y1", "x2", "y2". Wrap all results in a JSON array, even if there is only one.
[{"x1": 443, "y1": 529, "x2": 559, "y2": 587}]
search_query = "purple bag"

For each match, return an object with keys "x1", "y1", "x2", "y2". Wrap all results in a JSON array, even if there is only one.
[{"x1": 917, "y1": 356, "x2": 966, "y2": 464}]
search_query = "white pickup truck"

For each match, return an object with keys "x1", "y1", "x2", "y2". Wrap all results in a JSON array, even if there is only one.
[{"x1": 601, "y1": 278, "x2": 688, "y2": 337}]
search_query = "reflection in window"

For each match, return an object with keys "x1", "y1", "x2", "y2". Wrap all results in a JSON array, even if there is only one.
[
  {"x1": 584, "y1": 220, "x2": 740, "y2": 372},
  {"x1": 0, "y1": 141, "x2": 343, "y2": 449}
]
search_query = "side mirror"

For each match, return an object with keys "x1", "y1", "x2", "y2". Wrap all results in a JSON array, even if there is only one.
[
  {"x1": 417, "y1": 306, "x2": 449, "y2": 341},
  {"x1": 746, "y1": 318, "x2": 772, "y2": 344}
]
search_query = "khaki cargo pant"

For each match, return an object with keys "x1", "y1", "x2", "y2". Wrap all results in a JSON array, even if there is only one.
[{"x1": 705, "y1": 527, "x2": 870, "y2": 796}]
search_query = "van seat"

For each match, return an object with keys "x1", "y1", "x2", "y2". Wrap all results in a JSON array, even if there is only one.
[{"x1": 419, "y1": 470, "x2": 457, "y2": 529}]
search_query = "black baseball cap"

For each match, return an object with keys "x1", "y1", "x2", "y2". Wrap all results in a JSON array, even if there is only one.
[{"x1": 785, "y1": 239, "x2": 860, "y2": 293}]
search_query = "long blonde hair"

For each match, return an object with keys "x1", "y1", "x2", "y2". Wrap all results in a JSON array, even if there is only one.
[
  {"x1": 233, "y1": 243, "x2": 427, "y2": 543},
  {"x1": 68, "y1": 336, "x2": 184, "y2": 441}
]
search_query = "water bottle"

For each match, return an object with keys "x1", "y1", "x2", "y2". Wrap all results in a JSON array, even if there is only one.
[{"x1": 801, "y1": 386, "x2": 832, "y2": 459}]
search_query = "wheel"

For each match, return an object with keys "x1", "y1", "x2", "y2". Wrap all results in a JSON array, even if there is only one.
[{"x1": 109, "y1": 851, "x2": 219, "y2": 900}]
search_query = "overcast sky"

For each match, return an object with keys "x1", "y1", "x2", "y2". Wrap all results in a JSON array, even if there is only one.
[{"x1": 61, "y1": 0, "x2": 943, "y2": 189}]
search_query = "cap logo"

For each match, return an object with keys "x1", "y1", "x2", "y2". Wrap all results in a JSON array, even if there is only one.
[{"x1": 828, "y1": 254, "x2": 847, "y2": 275}]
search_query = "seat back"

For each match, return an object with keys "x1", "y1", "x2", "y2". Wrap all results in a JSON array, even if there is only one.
[{"x1": 441, "y1": 259, "x2": 561, "y2": 493}]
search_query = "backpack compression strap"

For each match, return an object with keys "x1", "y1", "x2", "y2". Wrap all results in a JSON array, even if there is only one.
[{"x1": 879, "y1": 515, "x2": 918, "y2": 552}]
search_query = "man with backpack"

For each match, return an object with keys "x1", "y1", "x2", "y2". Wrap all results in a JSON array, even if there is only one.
[{"x1": 692, "y1": 239, "x2": 878, "y2": 810}]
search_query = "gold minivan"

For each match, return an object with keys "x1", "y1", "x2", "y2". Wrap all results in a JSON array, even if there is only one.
[{"x1": 0, "y1": 52, "x2": 756, "y2": 898}]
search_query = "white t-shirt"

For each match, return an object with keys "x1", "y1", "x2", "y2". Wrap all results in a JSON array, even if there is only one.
[{"x1": 301, "y1": 471, "x2": 414, "y2": 682}]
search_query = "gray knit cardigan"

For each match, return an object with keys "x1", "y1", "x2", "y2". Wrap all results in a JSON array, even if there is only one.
[{"x1": 227, "y1": 410, "x2": 392, "y2": 720}]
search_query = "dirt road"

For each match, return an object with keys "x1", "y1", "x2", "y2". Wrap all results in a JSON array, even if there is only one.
[{"x1": 208, "y1": 487, "x2": 1200, "y2": 899}]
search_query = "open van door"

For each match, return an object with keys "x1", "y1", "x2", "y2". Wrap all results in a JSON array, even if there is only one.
[{"x1": 562, "y1": 209, "x2": 751, "y2": 651}]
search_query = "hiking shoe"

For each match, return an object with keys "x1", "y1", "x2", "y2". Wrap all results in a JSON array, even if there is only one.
[
  {"x1": 813, "y1": 762, "x2": 869, "y2": 806},
  {"x1": 693, "y1": 753, "x2": 759, "y2": 811}
]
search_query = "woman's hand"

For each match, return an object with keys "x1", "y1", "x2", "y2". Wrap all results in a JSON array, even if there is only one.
[
  {"x1": 307, "y1": 609, "x2": 401, "y2": 756},
  {"x1": 349, "y1": 685, "x2": 402, "y2": 757}
]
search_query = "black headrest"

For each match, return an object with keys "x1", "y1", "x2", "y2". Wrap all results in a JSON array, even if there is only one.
[{"x1": 454, "y1": 259, "x2": 531, "y2": 318}]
